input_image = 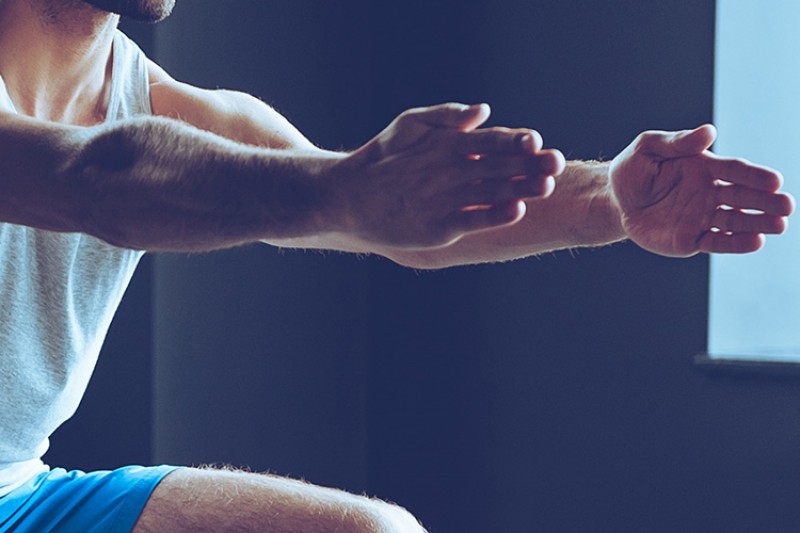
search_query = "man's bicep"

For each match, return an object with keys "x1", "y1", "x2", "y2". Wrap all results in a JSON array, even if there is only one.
[{"x1": 148, "y1": 61, "x2": 316, "y2": 151}]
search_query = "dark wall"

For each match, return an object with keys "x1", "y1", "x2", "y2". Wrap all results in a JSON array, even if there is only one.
[
  {"x1": 45, "y1": 2, "x2": 800, "y2": 532},
  {"x1": 151, "y1": 1, "x2": 374, "y2": 492},
  {"x1": 363, "y1": 3, "x2": 715, "y2": 532}
]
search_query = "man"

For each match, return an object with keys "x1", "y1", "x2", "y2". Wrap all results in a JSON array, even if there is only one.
[{"x1": 0, "y1": 0, "x2": 792, "y2": 532}]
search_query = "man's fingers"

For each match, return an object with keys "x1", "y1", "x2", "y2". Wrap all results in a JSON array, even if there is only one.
[
  {"x1": 707, "y1": 155, "x2": 784, "y2": 192},
  {"x1": 715, "y1": 184, "x2": 795, "y2": 215},
  {"x1": 450, "y1": 175, "x2": 555, "y2": 208},
  {"x1": 698, "y1": 231, "x2": 765, "y2": 254},
  {"x1": 457, "y1": 128, "x2": 543, "y2": 156},
  {"x1": 465, "y1": 151, "x2": 565, "y2": 182},
  {"x1": 444, "y1": 200, "x2": 526, "y2": 235},
  {"x1": 711, "y1": 208, "x2": 788, "y2": 234}
]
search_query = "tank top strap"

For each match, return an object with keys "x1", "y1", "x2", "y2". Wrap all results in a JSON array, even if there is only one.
[{"x1": 106, "y1": 30, "x2": 152, "y2": 121}]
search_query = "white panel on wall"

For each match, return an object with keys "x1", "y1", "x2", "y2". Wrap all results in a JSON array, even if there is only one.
[{"x1": 709, "y1": 0, "x2": 800, "y2": 360}]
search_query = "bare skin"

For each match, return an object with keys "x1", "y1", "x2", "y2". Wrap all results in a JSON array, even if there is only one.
[
  {"x1": 147, "y1": 64, "x2": 794, "y2": 266},
  {"x1": 0, "y1": 0, "x2": 794, "y2": 532},
  {"x1": 133, "y1": 468, "x2": 427, "y2": 533}
]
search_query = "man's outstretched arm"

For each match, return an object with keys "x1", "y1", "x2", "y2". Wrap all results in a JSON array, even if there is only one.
[
  {"x1": 0, "y1": 102, "x2": 560, "y2": 252},
  {"x1": 270, "y1": 126, "x2": 795, "y2": 268},
  {"x1": 144, "y1": 66, "x2": 793, "y2": 264},
  {"x1": 386, "y1": 125, "x2": 795, "y2": 268}
]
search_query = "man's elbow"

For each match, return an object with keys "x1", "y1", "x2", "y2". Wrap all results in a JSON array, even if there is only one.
[{"x1": 62, "y1": 118, "x2": 173, "y2": 249}]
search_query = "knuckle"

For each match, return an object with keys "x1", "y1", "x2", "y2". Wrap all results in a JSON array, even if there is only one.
[
  {"x1": 727, "y1": 157, "x2": 753, "y2": 170},
  {"x1": 442, "y1": 102, "x2": 468, "y2": 113},
  {"x1": 632, "y1": 130, "x2": 669, "y2": 152},
  {"x1": 725, "y1": 157, "x2": 747, "y2": 173},
  {"x1": 394, "y1": 112, "x2": 412, "y2": 125},
  {"x1": 632, "y1": 132, "x2": 654, "y2": 151},
  {"x1": 396, "y1": 107, "x2": 423, "y2": 123}
]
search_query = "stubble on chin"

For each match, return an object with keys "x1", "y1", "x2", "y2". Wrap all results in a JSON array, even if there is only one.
[{"x1": 79, "y1": 0, "x2": 174, "y2": 22}]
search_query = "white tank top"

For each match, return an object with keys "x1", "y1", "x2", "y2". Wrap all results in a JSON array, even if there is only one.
[{"x1": 0, "y1": 31, "x2": 151, "y2": 496}]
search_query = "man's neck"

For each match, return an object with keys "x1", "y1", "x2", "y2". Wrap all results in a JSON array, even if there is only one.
[{"x1": 0, "y1": 0, "x2": 119, "y2": 124}]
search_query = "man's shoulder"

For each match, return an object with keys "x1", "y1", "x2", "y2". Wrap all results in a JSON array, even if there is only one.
[
  {"x1": 146, "y1": 60, "x2": 312, "y2": 150},
  {"x1": 146, "y1": 61, "x2": 239, "y2": 133}
]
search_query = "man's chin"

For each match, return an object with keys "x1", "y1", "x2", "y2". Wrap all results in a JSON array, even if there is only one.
[{"x1": 81, "y1": 0, "x2": 175, "y2": 23}]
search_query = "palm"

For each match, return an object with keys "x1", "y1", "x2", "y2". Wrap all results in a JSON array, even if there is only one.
[{"x1": 610, "y1": 126, "x2": 793, "y2": 257}]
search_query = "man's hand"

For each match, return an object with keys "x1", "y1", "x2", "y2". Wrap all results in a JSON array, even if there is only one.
[
  {"x1": 325, "y1": 103, "x2": 565, "y2": 249},
  {"x1": 610, "y1": 125, "x2": 795, "y2": 257}
]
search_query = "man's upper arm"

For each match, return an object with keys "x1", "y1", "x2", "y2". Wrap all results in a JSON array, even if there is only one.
[
  {"x1": 147, "y1": 60, "x2": 346, "y2": 247},
  {"x1": 146, "y1": 60, "x2": 376, "y2": 254},
  {"x1": 147, "y1": 60, "x2": 316, "y2": 151}
]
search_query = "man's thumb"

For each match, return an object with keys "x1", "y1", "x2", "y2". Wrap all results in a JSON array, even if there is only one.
[
  {"x1": 635, "y1": 124, "x2": 717, "y2": 159},
  {"x1": 408, "y1": 102, "x2": 491, "y2": 131},
  {"x1": 666, "y1": 124, "x2": 717, "y2": 156}
]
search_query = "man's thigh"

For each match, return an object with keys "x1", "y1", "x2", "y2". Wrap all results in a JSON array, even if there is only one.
[{"x1": 132, "y1": 467, "x2": 425, "y2": 533}]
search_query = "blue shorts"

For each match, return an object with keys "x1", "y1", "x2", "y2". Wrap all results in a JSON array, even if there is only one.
[{"x1": 0, "y1": 465, "x2": 179, "y2": 533}]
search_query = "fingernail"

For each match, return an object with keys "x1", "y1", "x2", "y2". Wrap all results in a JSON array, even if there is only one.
[{"x1": 519, "y1": 133, "x2": 533, "y2": 150}]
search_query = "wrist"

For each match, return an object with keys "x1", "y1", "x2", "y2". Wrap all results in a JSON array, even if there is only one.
[
  {"x1": 594, "y1": 165, "x2": 626, "y2": 242},
  {"x1": 250, "y1": 148, "x2": 349, "y2": 240},
  {"x1": 565, "y1": 160, "x2": 626, "y2": 245},
  {"x1": 307, "y1": 149, "x2": 360, "y2": 236},
  {"x1": 307, "y1": 144, "x2": 388, "y2": 241}
]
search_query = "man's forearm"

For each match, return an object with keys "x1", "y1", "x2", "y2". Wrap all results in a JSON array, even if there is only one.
[
  {"x1": 384, "y1": 160, "x2": 626, "y2": 268},
  {"x1": 0, "y1": 113, "x2": 345, "y2": 252},
  {"x1": 73, "y1": 117, "x2": 351, "y2": 251},
  {"x1": 270, "y1": 123, "x2": 794, "y2": 265}
]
